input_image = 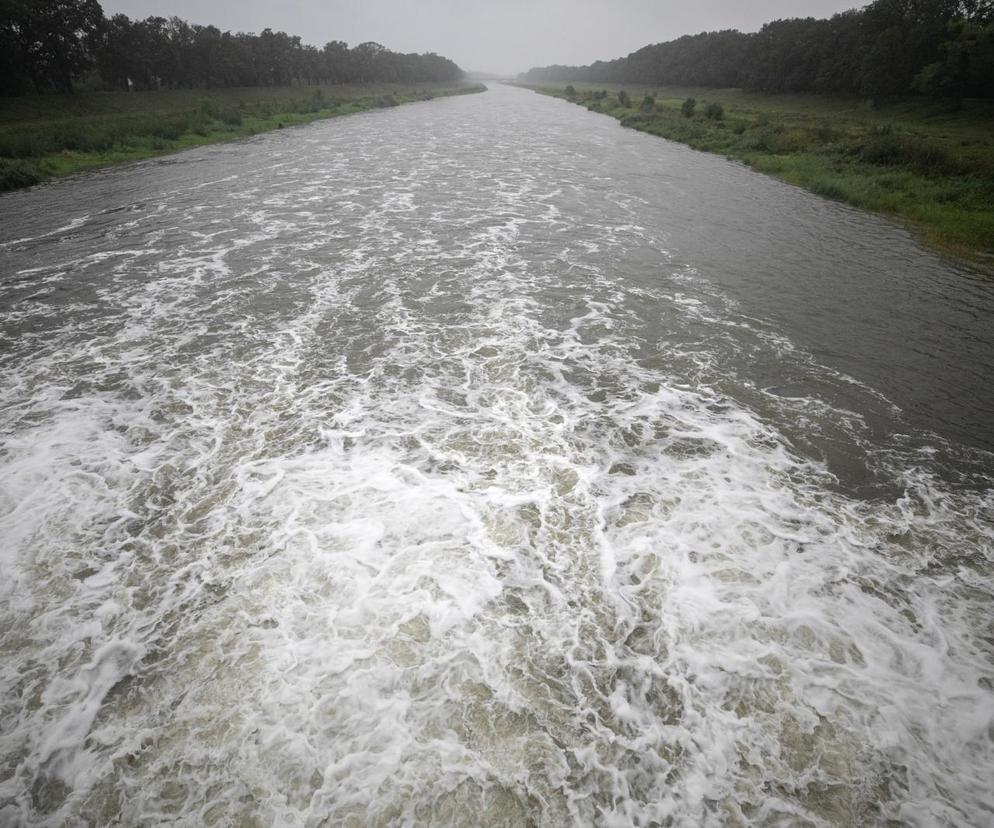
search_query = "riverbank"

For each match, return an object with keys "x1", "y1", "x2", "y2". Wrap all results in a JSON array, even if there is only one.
[
  {"x1": 522, "y1": 83, "x2": 994, "y2": 259},
  {"x1": 0, "y1": 83, "x2": 485, "y2": 191}
]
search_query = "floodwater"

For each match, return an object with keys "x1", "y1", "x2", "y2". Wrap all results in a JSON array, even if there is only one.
[{"x1": 1, "y1": 84, "x2": 992, "y2": 826}]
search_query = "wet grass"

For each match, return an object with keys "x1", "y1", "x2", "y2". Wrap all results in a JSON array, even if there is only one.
[
  {"x1": 523, "y1": 83, "x2": 994, "y2": 259},
  {"x1": 0, "y1": 83, "x2": 485, "y2": 191}
]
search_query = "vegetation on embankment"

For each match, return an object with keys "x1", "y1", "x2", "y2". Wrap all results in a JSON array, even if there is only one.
[
  {"x1": 0, "y1": 83, "x2": 484, "y2": 191},
  {"x1": 526, "y1": 84, "x2": 994, "y2": 258}
]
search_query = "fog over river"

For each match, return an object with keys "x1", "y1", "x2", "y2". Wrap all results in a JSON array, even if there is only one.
[{"x1": 1, "y1": 84, "x2": 993, "y2": 826}]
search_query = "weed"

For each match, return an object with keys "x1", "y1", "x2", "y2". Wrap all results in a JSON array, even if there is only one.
[
  {"x1": 0, "y1": 158, "x2": 42, "y2": 190},
  {"x1": 704, "y1": 101, "x2": 724, "y2": 121},
  {"x1": 810, "y1": 180, "x2": 847, "y2": 200}
]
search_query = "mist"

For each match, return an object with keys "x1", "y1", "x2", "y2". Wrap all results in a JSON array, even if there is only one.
[{"x1": 102, "y1": 0, "x2": 863, "y2": 75}]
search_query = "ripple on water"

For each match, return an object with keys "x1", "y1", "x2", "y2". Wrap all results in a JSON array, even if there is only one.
[{"x1": 0, "y1": 85, "x2": 993, "y2": 827}]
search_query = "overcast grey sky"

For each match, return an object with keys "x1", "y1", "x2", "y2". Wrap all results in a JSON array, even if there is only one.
[{"x1": 101, "y1": 1, "x2": 863, "y2": 76}]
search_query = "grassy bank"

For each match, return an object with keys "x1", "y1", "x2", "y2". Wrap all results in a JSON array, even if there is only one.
[
  {"x1": 524, "y1": 83, "x2": 994, "y2": 259},
  {"x1": 0, "y1": 83, "x2": 485, "y2": 191}
]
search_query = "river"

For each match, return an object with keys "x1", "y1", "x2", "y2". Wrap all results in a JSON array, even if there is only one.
[{"x1": 1, "y1": 84, "x2": 992, "y2": 826}]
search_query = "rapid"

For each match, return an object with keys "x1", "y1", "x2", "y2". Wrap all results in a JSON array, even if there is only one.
[{"x1": 1, "y1": 84, "x2": 993, "y2": 826}]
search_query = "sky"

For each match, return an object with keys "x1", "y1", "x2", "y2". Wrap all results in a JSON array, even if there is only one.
[{"x1": 101, "y1": 1, "x2": 864, "y2": 76}]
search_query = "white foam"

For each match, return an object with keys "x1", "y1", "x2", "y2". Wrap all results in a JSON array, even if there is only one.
[{"x1": 0, "y1": 85, "x2": 992, "y2": 827}]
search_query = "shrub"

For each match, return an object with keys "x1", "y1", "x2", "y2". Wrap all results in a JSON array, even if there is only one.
[
  {"x1": 704, "y1": 102, "x2": 724, "y2": 121},
  {"x1": 911, "y1": 142, "x2": 951, "y2": 171},
  {"x1": 747, "y1": 126, "x2": 808, "y2": 154},
  {"x1": 218, "y1": 108, "x2": 243, "y2": 127},
  {"x1": 618, "y1": 90, "x2": 631, "y2": 107},
  {"x1": 681, "y1": 97, "x2": 696, "y2": 118},
  {"x1": 54, "y1": 123, "x2": 120, "y2": 152},
  {"x1": 854, "y1": 133, "x2": 951, "y2": 173},
  {"x1": 810, "y1": 180, "x2": 847, "y2": 200},
  {"x1": 0, "y1": 159, "x2": 43, "y2": 191},
  {"x1": 641, "y1": 94, "x2": 656, "y2": 112},
  {"x1": 858, "y1": 136, "x2": 903, "y2": 165},
  {"x1": 151, "y1": 119, "x2": 185, "y2": 141},
  {"x1": 0, "y1": 129, "x2": 47, "y2": 158},
  {"x1": 295, "y1": 90, "x2": 328, "y2": 113},
  {"x1": 748, "y1": 128, "x2": 775, "y2": 152},
  {"x1": 749, "y1": 126, "x2": 784, "y2": 153},
  {"x1": 564, "y1": 84, "x2": 577, "y2": 99}
]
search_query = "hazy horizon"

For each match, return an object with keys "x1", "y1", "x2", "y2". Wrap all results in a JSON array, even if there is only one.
[{"x1": 101, "y1": 0, "x2": 863, "y2": 76}]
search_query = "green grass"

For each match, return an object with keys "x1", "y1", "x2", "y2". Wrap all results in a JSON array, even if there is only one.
[
  {"x1": 0, "y1": 83, "x2": 485, "y2": 191},
  {"x1": 523, "y1": 83, "x2": 994, "y2": 260}
]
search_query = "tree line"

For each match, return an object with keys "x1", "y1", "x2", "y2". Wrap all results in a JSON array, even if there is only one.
[
  {"x1": 0, "y1": 0, "x2": 464, "y2": 95},
  {"x1": 522, "y1": 0, "x2": 994, "y2": 100}
]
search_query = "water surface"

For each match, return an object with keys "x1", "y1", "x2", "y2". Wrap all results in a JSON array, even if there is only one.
[{"x1": 1, "y1": 84, "x2": 993, "y2": 826}]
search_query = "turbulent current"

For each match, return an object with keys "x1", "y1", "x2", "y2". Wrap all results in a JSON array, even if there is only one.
[{"x1": 1, "y1": 84, "x2": 993, "y2": 826}]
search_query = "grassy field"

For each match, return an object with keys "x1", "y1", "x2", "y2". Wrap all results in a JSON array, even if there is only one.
[
  {"x1": 0, "y1": 82, "x2": 484, "y2": 191},
  {"x1": 523, "y1": 83, "x2": 994, "y2": 259}
]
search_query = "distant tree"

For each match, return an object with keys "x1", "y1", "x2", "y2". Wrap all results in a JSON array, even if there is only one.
[
  {"x1": 959, "y1": 0, "x2": 994, "y2": 23},
  {"x1": 564, "y1": 84, "x2": 577, "y2": 98},
  {"x1": 321, "y1": 40, "x2": 351, "y2": 82},
  {"x1": 2, "y1": 0, "x2": 104, "y2": 92},
  {"x1": 0, "y1": 3, "x2": 458, "y2": 96},
  {"x1": 914, "y1": 19, "x2": 994, "y2": 97},
  {"x1": 618, "y1": 89, "x2": 631, "y2": 107},
  {"x1": 352, "y1": 41, "x2": 386, "y2": 83},
  {"x1": 520, "y1": 0, "x2": 993, "y2": 99},
  {"x1": 0, "y1": 1, "x2": 31, "y2": 93},
  {"x1": 641, "y1": 93, "x2": 656, "y2": 111},
  {"x1": 681, "y1": 97, "x2": 697, "y2": 117},
  {"x1": 190, "y1": 24, "x2": 223, "y2": 88}
]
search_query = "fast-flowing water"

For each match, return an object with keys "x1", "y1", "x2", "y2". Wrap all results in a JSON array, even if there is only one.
[{"x1": 1, "y1": 84, "x2": 993, "y2": 826}]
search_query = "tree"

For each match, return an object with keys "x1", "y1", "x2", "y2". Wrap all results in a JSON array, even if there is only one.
[
  {"x1": 520, "y1": 0, "x2": 992, "y2": 99},
  {"x1": 190, "y1": 24, "x2": 223, "y2": 88},
  {"x1": 0, "y1": 1, "x2": 31, "y2": 93},
  {"x1": 322, "y1": 40, "x2": 351, "y2": 83},
  {"x1": 914, "y1": 19, "x2": 994, "y2": 96},
  {"x1": 2, "y1": 4, "x2": 463, "y2": 95},
  {"x1": 2, "y1": 0, "x2": 104, "y2": 92}
]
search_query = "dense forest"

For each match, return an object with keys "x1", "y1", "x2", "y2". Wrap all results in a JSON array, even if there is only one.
[
  {"x1": 522, "y1": 0, "x2": 994, "y2": 100},
  {"x1": 0, "y1": 0, "x2": 463, "y2": 95}
]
